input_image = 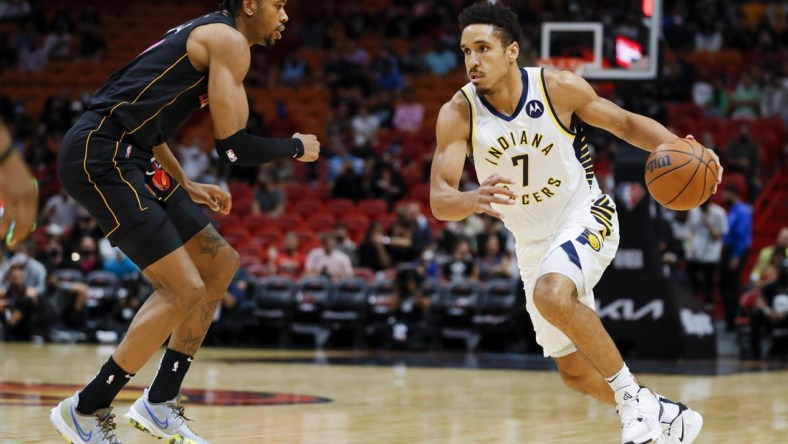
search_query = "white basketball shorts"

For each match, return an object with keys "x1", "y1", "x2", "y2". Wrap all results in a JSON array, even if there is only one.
[{"x1": 515, "y1": 197, "x2": 620, "y2": 358}]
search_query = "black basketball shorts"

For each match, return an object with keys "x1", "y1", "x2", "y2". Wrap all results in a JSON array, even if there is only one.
[{"x1": 58, "y1": 112, "x2": 211, "y2": 270}]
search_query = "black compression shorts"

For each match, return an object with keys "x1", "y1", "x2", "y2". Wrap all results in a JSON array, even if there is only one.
[{"x1": 57, "y1": 112, "x2": 211, "y2": 270}]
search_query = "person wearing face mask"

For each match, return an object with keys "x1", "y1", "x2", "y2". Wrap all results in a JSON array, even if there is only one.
[{"x1": 750, "y1": 258, "x2": 788, "y2": 359}]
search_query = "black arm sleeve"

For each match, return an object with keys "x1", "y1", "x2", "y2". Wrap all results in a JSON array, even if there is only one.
[{"x1": 215, "y1": 129, "x2": 304, "y2": 165}]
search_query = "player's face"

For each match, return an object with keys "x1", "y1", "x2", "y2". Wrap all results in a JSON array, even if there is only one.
[
  {"x1": 252, "y1": 0, "x2": 289, "y2": 46},
  {"x1": 460, "y1": 24, "x2": 517, "y2": 95}
]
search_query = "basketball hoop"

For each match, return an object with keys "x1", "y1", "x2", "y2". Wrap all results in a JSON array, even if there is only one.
[{"x1": 538, "y1": 57, "x2": 589, "y2": 76}]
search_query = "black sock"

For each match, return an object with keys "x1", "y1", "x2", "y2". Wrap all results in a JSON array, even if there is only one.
[
  {"x1": 148, "y1": 348, "x2": 193, "y2": 403},
  {"x1": 77, "y1": 356, "x2": 134, "y2": 414}
]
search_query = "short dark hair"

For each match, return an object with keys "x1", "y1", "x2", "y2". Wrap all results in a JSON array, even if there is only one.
[
  {"x1": 218, "y1": 0, "x2": 244, "y2": 18},
  {"x1": 458, "y1": 1, "x2": 523, "y2": 48}
]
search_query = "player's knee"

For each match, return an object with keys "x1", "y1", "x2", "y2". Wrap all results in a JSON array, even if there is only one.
[
  {"x1": 159, "y1": 275, "x2": 209, "y2": 313},
  {"x1": 213, "y1": 245, "x2": 240, "y2": 286},
  {"x1": 532, "y1": 275, "x2": 572, "y2": 322}
]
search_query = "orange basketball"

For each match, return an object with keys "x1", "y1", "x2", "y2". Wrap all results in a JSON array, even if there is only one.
[{"x1": 644, "y1": 138, "x2": 718, "y2": 211}]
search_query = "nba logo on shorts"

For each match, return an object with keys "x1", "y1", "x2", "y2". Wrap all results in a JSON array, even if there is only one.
[
  {"x1": 125, "y1": 145, "x2": 133, "y2": 159},
  {"x1": 226, "y1": 149, "x2": 238, "y2": 163}
]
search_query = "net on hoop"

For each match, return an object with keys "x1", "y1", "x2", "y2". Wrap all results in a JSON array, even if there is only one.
[{"x1": 537, "y1": 57, "x2": 589, "y2": 75}]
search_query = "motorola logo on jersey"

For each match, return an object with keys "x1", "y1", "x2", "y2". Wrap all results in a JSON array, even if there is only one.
[{"x1": 525, "y1": 100, "x2": 544, "y2": 118}]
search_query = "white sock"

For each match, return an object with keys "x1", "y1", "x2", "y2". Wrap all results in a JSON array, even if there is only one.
[
  {"x1": 656, "y1": 394, "x2": 681, "y2": 424},
  {"x1": 606, "y1": 364, "x2": 637, "y2": 393}
]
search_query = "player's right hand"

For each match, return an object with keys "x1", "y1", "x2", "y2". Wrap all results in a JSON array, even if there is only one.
[
  {"x1": 293, "y1": 133, "x2": 320, "y2": 162},
  {"x1": 473, "y1": 173, "x2": 517, "y2": 219}
]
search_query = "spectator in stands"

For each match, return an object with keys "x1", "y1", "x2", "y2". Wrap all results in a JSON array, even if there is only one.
[
  {"x1": 358, "y1": 221, "x2": 393, "y2": 272},
  {"x1": 334, "y1": 222, "x2": 358, "y2": 266},
  {"x1": 375, "y1": 56, "x2": 405, "y2": 92},
  {"x1": 730, "y1": 72, "x2": 763, "y2": 119},
  {"x1": 207, "y1": 270, "x2": 255, "y2": 346},
  {"x1": 725, "y1": 123, "x2": 761, "y2": 199},
  {"x1": 17, "y1": 37, "x2": 47, "y2": 72},
  {"x1": 1, "y1": 241, "x2": 46, "y2": 296},
  {"x1": 760, "y1": 71, "x2": 788, "y2": 122},
  {"x1": 326, "y1": 101, "x2": 354, "y2": 143},
  {"x1": 749, "y1": 258, "x2": 788, "y2": 358},
  {"x1": 694, "y1": 22, "x2": 723, "y2": 51},
  {"x1": 103, "y1": 247, "x2": 139, "y2": 279},
  {"x1": 371, "y1": 90, "x2": 395, "y2": 128},
  {"x1": 390, "y1": 265, "x2": 432, "y2": 349},
  {"x1": 720, "y1": 184, "x2": 753, "y2": 330},
  {"x1": 0, "y1": 0, "x2": 31, "y2": 20},
  {"x1": 66, "y1": 235, "x2": 104, "y2": 275},
  {"x1": 393, "y1": 88, "x2": 424, "y2": 133},
  {"x1": 0, "y1": 263, "x2": 38, "y2": 341},
  {"x1": 751, "y1": 227, "x2": 788, "y2": 285},
  {"x1": 267, "y1": 231, "x2": 305, "y2": 278},
  {"x1": 251, "y1": 170, "x2": 285, "y2": 217},
  {"x1": 369, "y1": 163, "x2": 406, "y2": 208},
  {"x1": 685, "y1": 200, "x2": 728, "y2": 307},
  {"x1": 305, "y1": 232, "x2": 354, "y2": 280},
  {"x1": 76, "y1": 21, "x2": 105, "y2": 60},
  {"x1": 475, "y1": 235, "x2": 512, "y2": 281},
  {"x1": 36, "y1": 224, "x2": 70, "y2": 271},
  {"x1": 351, "y1": 103, "x2": 380, "y2": 149},
  {"x1": 65, "y1": 210, "x2": 103, "y2": 254},
  {"x1": 441, "y1": 237, "x2": 478, "y2": 282},
  {"x1": 331, "y1": 157, "x2": 365, "y2": 201},
  {"x1": 42, "y1": 188, "x2": 81, "y2": 231},
  {"x1": 692, "y1": 73, "x2": 714, "y2": 110},
  {"x1": 327, "y1": 141, "x2": 363, "y2": 183},
  {"x1": 174, "y1": 136, "x2": 210, "y2": 182},
  {"x1": 44, "y1": 22, "x2": 72, "y2": 59},
  {"x1": 37, "y1": 271, "x2": 89, "y2": 340},
  {"x1": 704, "y1": 76, "x2": 730, "y2": 117},
  {"x1": 422, "y1": 40, "x2": 458, "y2": 76},
  {"x1": 280, "y1": 51, "x2": 310, "y2": 88}
]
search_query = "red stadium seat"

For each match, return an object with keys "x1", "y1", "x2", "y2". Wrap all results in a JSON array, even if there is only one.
[
  {"x1": 293, "y1": 199, "x2": 325, "y2": 216},
  {"x1": 326, "y1": 198, "x2": 356, "y2": 216},
  {"x1": 308, "y1": 212, "x2": 337, "y2": 231},
  {"x1": 357, "y1": 198, "x2": 388, "y2": 217}
]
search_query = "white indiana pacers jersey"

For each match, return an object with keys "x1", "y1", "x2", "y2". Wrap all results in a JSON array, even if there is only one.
[{"x1": 461, "y1": 67, "x2": 605, "y2": 242}]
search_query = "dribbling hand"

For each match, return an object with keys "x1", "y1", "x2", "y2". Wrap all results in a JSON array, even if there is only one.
[
  {"x1": 293, "y1": 133, "x2": 320, "y2": 162},
  {"x1": 473, "y1": 173, "x2": 517, "y2": 219},
  {"x1": 686, "y1": 134, "x2": 723, "y2": 193},
  {"x1": 187, "y1": 182, "x2": 232, "y2": 214}
]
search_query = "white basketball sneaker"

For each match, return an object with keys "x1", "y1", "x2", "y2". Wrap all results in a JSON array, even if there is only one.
[
  {"x1": 657, "y1": 403, "x2": 703, "y2": 444},
  {"x1": 616, "y1": 386, "x2": 663, "y2": 444},
  {"x1": 125, "y1": 389, "x2": 208, "y2": 444}
]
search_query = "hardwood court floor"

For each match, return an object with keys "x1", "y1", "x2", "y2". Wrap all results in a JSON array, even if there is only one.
[{"x1": 1, "y1": 343, "x2": 787, "y2": 443}]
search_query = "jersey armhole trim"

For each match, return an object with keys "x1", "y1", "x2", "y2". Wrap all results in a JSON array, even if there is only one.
[
  {"x1": 459, "y1": 86, "x2": 476, "y2": 147},
  {"x1": 539, "y1": 67, "x2": 575, "y2": 138}
]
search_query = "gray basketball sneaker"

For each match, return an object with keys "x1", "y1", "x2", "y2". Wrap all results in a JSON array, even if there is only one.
[
  {"x1": 50, "y1": 392, "x2": 121, "y2": 444},
  {"x1": 125, "y1": 389, "x2": 208, "y2": 444}
]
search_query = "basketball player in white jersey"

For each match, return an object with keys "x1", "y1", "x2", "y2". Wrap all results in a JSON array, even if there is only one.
[{"x1": 430, "y1": 3, "x2": 722, "y2": 444}]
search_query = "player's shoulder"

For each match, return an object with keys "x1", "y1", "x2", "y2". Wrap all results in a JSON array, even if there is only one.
[
  {"x1": 438, "y1": 91, "x2": 471, "y2": 124},
  {"x1": 189, "y1": 21, "x2": 247, "y2": 51},
  {"x1": 543, "y1": 68, "x2": 595, "y2": 111}
]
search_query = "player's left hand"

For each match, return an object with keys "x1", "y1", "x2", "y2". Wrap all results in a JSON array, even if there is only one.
[
  {"x1": 187, "y1": 182, "x2": 232, "y2": 214},
  {"x1": 686, "y1": 134, "x2": 723, "y2": 193}
]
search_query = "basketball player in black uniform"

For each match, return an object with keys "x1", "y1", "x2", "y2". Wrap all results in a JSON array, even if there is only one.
[{"x1": 50, "y1": 1, "x2": 319, "y2": 443}]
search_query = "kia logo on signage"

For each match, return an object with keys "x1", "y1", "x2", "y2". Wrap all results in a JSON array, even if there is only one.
[{"x1": 597, "y1": 299, "x2": 664, "y2": 321}]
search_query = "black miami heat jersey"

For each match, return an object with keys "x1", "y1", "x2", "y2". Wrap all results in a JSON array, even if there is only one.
[{"x1": 88, "y1": 12, "x2": 235, "y2": 149}]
